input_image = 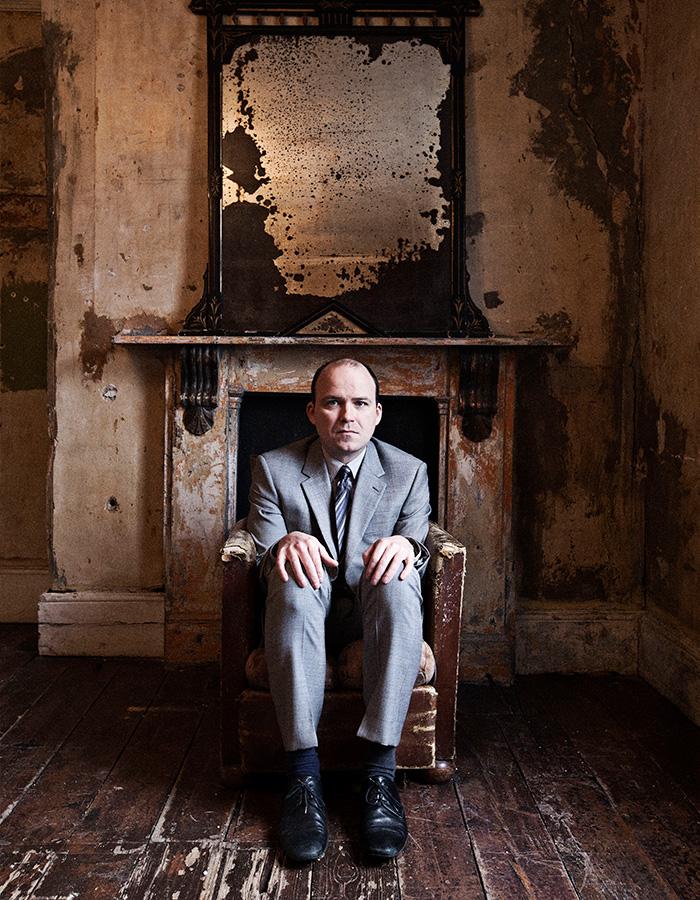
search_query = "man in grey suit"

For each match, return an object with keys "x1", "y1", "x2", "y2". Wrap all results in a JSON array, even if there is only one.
[{"x1": 247, "y1": 358, "x2": 430, "y2": 863}]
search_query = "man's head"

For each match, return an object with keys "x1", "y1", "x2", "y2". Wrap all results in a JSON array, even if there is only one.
[{"x1": 307, "y1": 359, "x2": 382, "y2": 462}]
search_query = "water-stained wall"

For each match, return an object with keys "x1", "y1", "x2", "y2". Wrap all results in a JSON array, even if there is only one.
[
  {"x1": 641, "y1": 0, "x2": 699, "y2": 639},
  {"x1": 0, "y1": 10, "x2": 50, "y2": 620},
  {"x1": 43, "y1": 0, "x2": 208, "y2": 600},
  {"x1": 480, "y1": 1, "x2": 646, "y2": 611},
  {"x1": 42, "y1": 0, "x2": 657, "y2": 665}
]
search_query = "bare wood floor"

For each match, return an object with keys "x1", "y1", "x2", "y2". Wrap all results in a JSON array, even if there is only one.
[{"x1": 0, "y1": 625, "x2": 698, "y2": 899}]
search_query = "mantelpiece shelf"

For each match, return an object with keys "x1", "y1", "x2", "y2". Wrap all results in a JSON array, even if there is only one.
[
  {"x1": 113, "y1": 333, "x2": 565, "y2": 347},
  {"x1": 112, "y1": 331, "x2": 566, "y2": 439}
]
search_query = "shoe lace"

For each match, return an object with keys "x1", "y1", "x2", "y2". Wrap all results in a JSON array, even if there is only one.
[
  {"x1": 365, "y1": 776, "x2": 403, "y2": 817},
  {"x1": 290, "y1": 778, "x2": 323, "y2": 815}
]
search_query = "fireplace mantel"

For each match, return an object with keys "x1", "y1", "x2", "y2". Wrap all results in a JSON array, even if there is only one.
[
  {"x1": 113, "y1": 332, "x2": 566, "y2": 438},
  {"x1": 114, "y1": 333, "x2": 561, "y2": 347},
  {"x1": 109, "y1": 335, "x2": 567, "y2": 677}
]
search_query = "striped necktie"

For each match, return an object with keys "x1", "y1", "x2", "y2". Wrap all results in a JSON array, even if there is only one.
[{"x1": 334, "y1": 465, "x2": 353, "y2": 556}]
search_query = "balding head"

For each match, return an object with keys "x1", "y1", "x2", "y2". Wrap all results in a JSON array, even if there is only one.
[{"x1": 310, "y1": 358, "x2": 380, "y2": 404}]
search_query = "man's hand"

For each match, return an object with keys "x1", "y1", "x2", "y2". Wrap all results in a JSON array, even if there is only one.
[
  {"x1": 275, "y1": 532, "x2": 338, "y2": 589},
  {"x1": 362, "y1": 536, "x2": 415, "y2": 586}
]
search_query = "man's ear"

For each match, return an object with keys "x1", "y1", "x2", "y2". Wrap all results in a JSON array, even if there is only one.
[
  {"x1": 375, "y1": 402, "x2": 383, "y2": 425},
  {"x1": 306, "y1": 401, "x2": 316, "y2": 425}
]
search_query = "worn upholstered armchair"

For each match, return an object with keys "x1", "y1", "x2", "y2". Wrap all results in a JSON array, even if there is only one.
[{"x1": 220, "y1": 520, "x2": 465, "y2": 783}]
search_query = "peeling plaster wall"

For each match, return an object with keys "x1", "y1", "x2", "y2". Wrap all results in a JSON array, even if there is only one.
[
  {"x1": 465, "y1": 1, "x2": 646, "y2": 608},
  {"x1": 43, "y1": 0, "x2": 652, "y2": 661},
  {"x1": 641, "y1": 0, "x2": 699, "y2": 637},
  {"x1": 44, "y1": 0, "x2": 208, "y2": 593},
  {"x1": 0, "y1": 10, "x2": 50, "y2": 621}
]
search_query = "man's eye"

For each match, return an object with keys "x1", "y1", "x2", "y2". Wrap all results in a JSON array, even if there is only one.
[
  {"x1": 325, "y1": 400, "x2": 338, "y2": 407},
  {"x1": 355, "y1": 401, "x2": 368, "y2": 407}
]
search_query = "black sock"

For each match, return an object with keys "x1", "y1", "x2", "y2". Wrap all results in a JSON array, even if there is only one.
[
  {"x1": 286, "y1": 747, "x2": 321, "y2": 779},
  {"x1": 363, "y1": 740, "x2": 396, "y2": 780}
]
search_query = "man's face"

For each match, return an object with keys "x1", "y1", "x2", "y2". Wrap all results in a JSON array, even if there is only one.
[{"x1": 307, "y1": 363, "x2": 382, "y2": 462}]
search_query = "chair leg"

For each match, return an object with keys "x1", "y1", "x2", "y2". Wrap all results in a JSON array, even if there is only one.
[{"x1": 415, "y1": 759, "x2": 455, "y2": 784}]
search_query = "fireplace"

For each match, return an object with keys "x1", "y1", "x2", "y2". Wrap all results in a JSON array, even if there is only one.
[{"x1": 109, "y1": 335, "x2": 543, "y2": 681}]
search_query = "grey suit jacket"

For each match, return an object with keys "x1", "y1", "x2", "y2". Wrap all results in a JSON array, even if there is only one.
[{"x1": 247, "y1": 436, "x2": 431, "y2": 590}]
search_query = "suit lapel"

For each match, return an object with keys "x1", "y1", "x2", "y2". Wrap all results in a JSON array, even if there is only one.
[
  {"x1": 300, "y1": 439, "x2": 337, "y2": 558},
  {"x1": 344, "y1": 440, "x2": 386, "y2": 565}
]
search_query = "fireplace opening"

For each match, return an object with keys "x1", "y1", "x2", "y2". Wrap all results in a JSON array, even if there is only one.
[{"x1": 235, "y1": 392, "x2": 440, "y2": 521}]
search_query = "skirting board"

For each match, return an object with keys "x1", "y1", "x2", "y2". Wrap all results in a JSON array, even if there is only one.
[
  {"x1": 39, "y1": 591, "x2": 165, "y2": 657},
  {"x1": 516, "y1": 603, "x2": 640, "y2": 675},
  {"x1": 640, "y1": 608, "x2": 700, "y2": 727},
  {"x1": 460, "y1": 634, "x2": 513, "y2": 684},
  {"x1": 0, "y1": 564, "x2": 50, "y2": 622}
]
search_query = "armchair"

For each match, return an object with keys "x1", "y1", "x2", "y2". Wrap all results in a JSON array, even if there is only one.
[{"x1": 221, "y1": 520, "x2": 465, "y2": 783}]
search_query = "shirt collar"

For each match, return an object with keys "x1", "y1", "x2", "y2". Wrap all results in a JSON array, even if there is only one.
[{"x1": 322, "y1": 446, "x2": 367, "y2": 482}]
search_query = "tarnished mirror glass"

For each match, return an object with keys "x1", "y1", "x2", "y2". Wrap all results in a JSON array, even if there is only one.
[{"x1": 219, "y1": 33, "x2": 456, "y2": 335}]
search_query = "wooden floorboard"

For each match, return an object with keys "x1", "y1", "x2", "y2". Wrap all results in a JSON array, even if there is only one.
[
  {"x1": 0, "y1": 626, "x2": 698, "y2": 900},
  {"x1": 455, "y1": 698, "x2": 579, "y2": 900},
  {"x1": 0, "y1": 656, "x2": 71, "y2": 740},
  {"x1": 398, "y1": 781, "x2": 485, "y2": 900},
  {"x1": 68, "y1": 668, "x2": 209, "y2": 848},
  {"x1": 503, "y1": 678, "x2": 680, "y2": 899},
  {"x1": 581, "y1": 674, "x2": 700, "y2": 814},
  {"x1": 0, "y1": 625, "x2": 37, "y2": 683},
  {"x1": 0, "y1": 660, "x2": 166, "y2": 847}
]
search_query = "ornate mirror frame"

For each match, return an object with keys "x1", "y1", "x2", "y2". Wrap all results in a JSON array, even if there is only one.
[{"x1": 185, "y1": 0, "x2": 490, "y2": 339}]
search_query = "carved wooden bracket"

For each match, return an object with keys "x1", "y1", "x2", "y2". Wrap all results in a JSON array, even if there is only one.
[
  {"x1": 180, "y1": 345, "x2": 219, "y2": 436},
  {"x1": 180, "y1": 269, "x2": 222, "y2": 435},
  {"x1": 459, "y1": 347, "x2": 499, "y2": 441}
]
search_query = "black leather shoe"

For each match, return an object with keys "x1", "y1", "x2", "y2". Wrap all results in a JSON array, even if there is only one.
[
  {"x1": 279, "y1": 775, "x2": 328, "y2": 864},
  {"x1": 360, "y1": 775, "x2": 408, "y2": 858}
]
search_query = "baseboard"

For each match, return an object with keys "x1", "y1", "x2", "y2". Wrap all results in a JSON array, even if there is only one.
[
  {"x1": 0, "y1": 0, "x2": 41, "y2": 11},
  {"x1": 639, "y1": 608, "x2": 700, "y2": 727},
  {"x1": 459, "y1": 634, "x2": 513, "y2": 684},
  {"x1": 39, "y1": 591, "x2": 165, "y2": 657},
  {"x1": 0, "y1": 562, "x2": 50, "y2": 622},
  {"x1": 516, "y1": 602, "x2": 640, "y2": 675}
]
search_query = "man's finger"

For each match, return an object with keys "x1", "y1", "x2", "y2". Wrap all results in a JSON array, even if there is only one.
[
  {"x1": 398, "y1": 553, "x2": 415, "y2": 581},
  {"x1": 320, "y1": 547, "x2": 339, "y2": 568},
  {"x1": 368, "y1": 546, "x2": 393, "y2": 584},
  {"x1": 275, "y1": 546, "x2": 290, "y2": 582},
  {"x1": 296, "y1": 544, "x2": 320, "y2": 589},
  {"x1": 309, "y1": 544, "x2": 325, "y2": 584},
  {"x1": 288, "y1": 550, "x2": 308, "y2": 588},
  {"x1": 381, "y1": 553, "x2": 405, "y2": 584},
  {"x1": 364, "y1": 540, "x2": 386, "y2": 571},
  {"x1": 363, "y1": 540, "x2": 386, "y2": 581}
]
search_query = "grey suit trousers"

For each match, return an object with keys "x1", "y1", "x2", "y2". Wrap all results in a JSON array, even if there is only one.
[{"x1": 263, "y1": 563, "x2": 424, "y2": 751}]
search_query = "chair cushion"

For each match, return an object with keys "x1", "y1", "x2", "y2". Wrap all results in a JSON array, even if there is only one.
[
  {"x1": 245, "y1": 640, "x2": 435, "y2": 691},
  {"x1": 245, "y1": 647, "x2": 336, "y2": 691},
  {"x1": 337, "y1": 639, "x2": 435, "y2": 689}
]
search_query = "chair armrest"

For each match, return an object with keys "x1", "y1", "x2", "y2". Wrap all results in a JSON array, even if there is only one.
[
  {"x1": 221, "y1": 519, "x2": 257, "y2": 565},
  {"x1": 221, "y1": 519, "x2": 261, "y2": 707},
  {"x1": 426, "y1": 521, "x2": 467, "y2": 563}
]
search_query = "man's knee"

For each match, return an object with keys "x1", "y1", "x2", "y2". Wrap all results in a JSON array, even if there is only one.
[
  {"x1": 265, "y1": 571, "x2": 330, "y2": 618},
  {"x1": 362, "y1": 571, "x2": 422, "y2": 617}
]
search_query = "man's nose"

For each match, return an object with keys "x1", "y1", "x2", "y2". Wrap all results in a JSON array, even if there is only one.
[{"x1": 340, "y1": 403, "x2": 355, "y2": 420}]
